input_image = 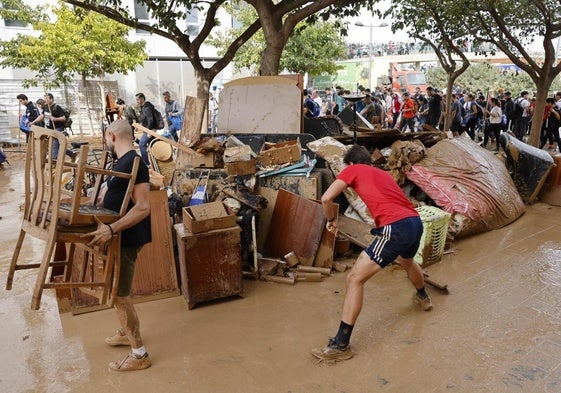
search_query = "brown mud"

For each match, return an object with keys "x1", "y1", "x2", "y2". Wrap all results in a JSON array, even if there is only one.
[{"x1": 2, "y1": 149, "x2": 561, "y2": 393}]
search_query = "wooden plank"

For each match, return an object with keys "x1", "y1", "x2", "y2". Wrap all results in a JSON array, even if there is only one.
[
  {"x1": 181, "y1": 96, "x2": 207, "y2": 147},
  {"x1": 133, "y1": 122, "x2": 199, "y2": 156},
  {"x1": 131, "y1": 189, "x2": 179, "y2": 298},
  {"x1": 313, "y1": 201, "x2": 336, "y2": 269},
  {"x1": 256, "y1": 186, "x2": 278, "y2": 252},
  {"x1": 264, "y1": 189, "x2": 325, "y2": 266},
  {"x1": 337, "y1": 214, "x2": 374, "y2": 249}
]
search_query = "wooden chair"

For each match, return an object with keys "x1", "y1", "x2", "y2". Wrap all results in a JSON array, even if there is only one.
[{"x1": 6, "y1": 126, "x2": 140, "y2": 310}]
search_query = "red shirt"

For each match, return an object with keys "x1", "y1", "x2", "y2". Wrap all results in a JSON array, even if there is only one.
[
  {"x1": 402, "y1": 98, "x2": 415, "y2": 119},
  {"x1": 337, "y1": 164, "x2": 418, "y2": 227}
]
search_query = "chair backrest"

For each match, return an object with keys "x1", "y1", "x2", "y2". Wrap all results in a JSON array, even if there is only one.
[
  {"x1": 23, "y1": 126, "x2": 67, "y2": 235},
  {"x1": 59, "y1": 144, "x2": 140, "y2": 226}
]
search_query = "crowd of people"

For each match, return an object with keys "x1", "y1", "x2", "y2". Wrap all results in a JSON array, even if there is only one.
[
  {"x1": 303, "y1": 84, "x2": 560, "y2": 154},
  {"x1": 345, "y1": 40, "x2": 496, "y2": 60}
]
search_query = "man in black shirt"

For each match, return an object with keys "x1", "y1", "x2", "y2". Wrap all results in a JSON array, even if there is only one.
[
  {"x1": 426, "y1": 86, "x2": 442, "y2": 129},
  {"x1": 136, "y1": 92, "x2": 157, "y2": 165},
  {"x1": 17, "y1": 93, "x2": 40, "y2": 142},
  {"x1": 88, "y1": 119, "x2": 152, "y2": 371},
  {"x1": 29, "y1": 93, "x2": 74, "y2": 158}
]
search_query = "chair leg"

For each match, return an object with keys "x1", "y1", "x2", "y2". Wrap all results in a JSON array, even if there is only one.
[
  {"x1": 6, "y1": 229, "x2": 26, "y2": 290},
  {"x1": 30, "y1": 237, "x2": 57, "y2": 310},
  {"x1": 63, "y1": 243, "x2": 76, "y2": 282}
]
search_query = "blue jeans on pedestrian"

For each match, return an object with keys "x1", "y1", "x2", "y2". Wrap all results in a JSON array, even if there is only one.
[
  {"x1": 52, "y1": 127, "x2": 73, "y2": 159},
  {"x1": 139, "y1": 132, "x2": 153, "y2": 165}
]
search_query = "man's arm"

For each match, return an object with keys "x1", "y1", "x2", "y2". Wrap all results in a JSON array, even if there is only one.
[
  {"x1": 171, "y1": 101, "x2": 184, "y2": 117},
  {"x1": 88, "y1": 182, "x2": 151, "y2": 246},
  {"x1": 321, "y1": 179, "x2": 347, "y2": 233}
]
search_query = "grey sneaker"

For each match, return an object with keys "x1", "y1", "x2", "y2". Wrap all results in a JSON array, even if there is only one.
[
  {"x1": 311, "y1": 339, "x2": 353, "y2": 362},
  {"x1": 104, "y1": 329, "x2": 130, "y2": 347},
  {"x1": 414, "y1": 293, "x2": 433, "y2": 311},
  {"x1": 108, "y1": 352, "x2": 151, "y2": 371}
]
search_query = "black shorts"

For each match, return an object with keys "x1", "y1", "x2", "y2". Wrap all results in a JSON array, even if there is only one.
[{"x1": 364, "y1": 216, "x2": 423, "y2": 268}]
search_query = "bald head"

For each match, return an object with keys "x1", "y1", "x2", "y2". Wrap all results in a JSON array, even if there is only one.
[{"x1": 107, "y1": 119, "x2": 132, "y2": 139}]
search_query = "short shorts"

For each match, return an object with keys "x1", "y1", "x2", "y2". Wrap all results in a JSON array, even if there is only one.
[
  {"x1": 364, "y1": 216, "x2": 423, "y2": 268},
  {"x1": 117, "y1": 247, "x2": 140, "y2": 297}
]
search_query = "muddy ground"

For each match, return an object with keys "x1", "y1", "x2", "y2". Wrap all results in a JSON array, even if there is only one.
[{"x1": 2, "y1": 145, "x2": 561, "y2": 393}]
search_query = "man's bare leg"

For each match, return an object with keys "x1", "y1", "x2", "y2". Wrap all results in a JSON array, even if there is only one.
[
  {"x1": 341, "y1": 251, "x2": 382, "y2": 325},
  {"x1": 397, "y1": 256, "x2": 432, "y2": 310},
  {"x1": 311, "y1": 252, "x2": 381, "y2": 361},
  {"x1": 114, "y1": 296, "x2": 143, "y2": 348}
]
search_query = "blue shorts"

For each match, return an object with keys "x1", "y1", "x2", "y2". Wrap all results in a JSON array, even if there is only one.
[{"x1": 365, "y1": 216, "x2": 423, "y2": 268}]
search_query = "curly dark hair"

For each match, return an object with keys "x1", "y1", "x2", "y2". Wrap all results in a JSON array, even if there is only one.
[{"x1": 343, "y1": 144, "x2": 371, "y2": 165}]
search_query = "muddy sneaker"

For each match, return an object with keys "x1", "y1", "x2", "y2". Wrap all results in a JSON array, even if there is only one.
[
  {"x1": 108, "y1": 352, "x2": 151, "y2": 372},
  {"x1": 104, "y1": 329, "x2": 130, "y2": 347},
  {"x1": 311, "y1": 339, "x2": 353, "y2": 362},
  {"x1": 413, "y1": 293, "x2": 433, "y2": 311}
]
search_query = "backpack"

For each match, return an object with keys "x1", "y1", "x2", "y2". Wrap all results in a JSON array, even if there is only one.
[
  {"x1": 305, "y1": 97, "x2": 320, "y2": 117},
  {"x1": 512, "y1": 99, "x2": 524, "y2": 119},
  {"x1": 474, "y1": 102, "x2": 484, "y2": 119},
  {"x1": 152, "y1": 107, "x2": 165, "y2": 130}
]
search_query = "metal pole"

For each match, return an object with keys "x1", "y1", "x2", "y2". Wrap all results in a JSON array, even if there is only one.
[{"x1": 368, "y1": 25, "x2": 373, "y2": 90}]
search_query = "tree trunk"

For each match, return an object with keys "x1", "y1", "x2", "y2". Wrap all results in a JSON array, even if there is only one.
[
  {"x1": 443, "y1": 78, "x2": 455, "y2": 132},
  {"x1": 259, "y1": 42, "x2": 284, "y2": 76},
  {"x1": 527, "y1": 77, "x2": 554, "y2": 147}
]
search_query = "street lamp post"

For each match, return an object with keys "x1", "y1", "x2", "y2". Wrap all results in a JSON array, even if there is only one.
[{"x1": 355, "y1": 21, "x2": 389, "y2": 89}]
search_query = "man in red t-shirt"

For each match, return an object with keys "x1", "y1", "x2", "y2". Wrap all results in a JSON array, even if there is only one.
[{"x1": 311, "y1": 145, "x2": 432, "y2": 363}]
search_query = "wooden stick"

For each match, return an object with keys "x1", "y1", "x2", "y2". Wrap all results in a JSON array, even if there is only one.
[
  {"x1": 294, "y1": 272, "x2": 322, "y2": 282},
  {"x1": 296, "y1": 265, "x2": 331, "y2": 276},
  {"x1": 263, "y1": 275, "x2": 295, "y2": 285},
  {"x1": 133, "y1": 122, "x2": 201, "y2": 156}
]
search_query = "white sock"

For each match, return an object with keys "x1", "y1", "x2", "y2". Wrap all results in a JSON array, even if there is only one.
[{"x1": 131, "y1": 346, "x2": 147, "y2": 358}]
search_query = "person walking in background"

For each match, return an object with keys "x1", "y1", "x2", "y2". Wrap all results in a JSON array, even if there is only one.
[
  {"x1": 540, "y1": 97, "x2": 561, "y2": 153},
  {"x1": 136, "y1": 93, "x2": 156, "y2": 166},
  {"x1": 416, "y1": 96, "x2": 429, "y2": 131},
  {"x1": 209, "y1": 92, "x2": 218, "y2": 133},
  {"x1": 513, "y1": 91, "x2": 531, "y2": 141},
  {"x1": 483, "y1": 97, "x2": 502, "y2": 151},
  {"x1": 163, "y1": 91, "x2": 184, "y2": 142},
  {"x1": 426, "y1": 86, "x2": 442, "y2": 129},
  {"x1": 312, "y1": 144, "x2": 432, "y2": 362},
  {"x1": 397, "y1": 92, "x2": 416, "y2": 132},
  {"x1": 88, "y1": 119, "x2": 152, "y2": 371},
  {"x1": 17, "y1": 93, "x2": 40, "y2": 143},
  {"x1": 461, "y1": 93, "x2": 478, "y2": 140},
  {"x1": 390, "y1": 92, "x2": 402, "y2": 129},
  {"x1": 28, "y1": 93, "x2": 74, "y2": 159}
]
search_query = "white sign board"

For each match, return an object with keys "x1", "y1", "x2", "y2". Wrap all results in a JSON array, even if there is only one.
[{"x1": 217, "y1": 76, "x2": 301, "y2": 134}]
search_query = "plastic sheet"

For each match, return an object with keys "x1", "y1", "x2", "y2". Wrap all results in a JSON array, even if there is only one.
[{"x1": 406, "y1": 137, "x2": 526, "y2": 238}]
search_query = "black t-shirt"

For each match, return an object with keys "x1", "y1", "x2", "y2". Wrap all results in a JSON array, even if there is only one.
[
  {"x1": 428, "y1": 94, "x2": 442, "y2": 116},
  {"x1": 43, "y1": 104, "x2": 66, "y2": 130},
  {"x1": 103, "y1": 150, "x2": 151, "y2": 248},
  {"x1": 25, "y1": 102, "x2": 40, "y2": 122},
  {"x1": 548, "y1": 107, "x2": 561, "y2": 130}
]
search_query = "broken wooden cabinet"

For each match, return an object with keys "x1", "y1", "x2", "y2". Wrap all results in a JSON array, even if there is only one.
[{"x1": 174, "y1": 224, "x2": 243, "y2": 309}]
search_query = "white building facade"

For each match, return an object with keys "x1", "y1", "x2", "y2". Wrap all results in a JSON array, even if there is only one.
[{"x1": 0, "y1": 0, "x2": 240, "y2": 136}]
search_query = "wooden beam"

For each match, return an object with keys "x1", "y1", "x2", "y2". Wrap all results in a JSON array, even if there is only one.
[{"x1": 132, "y1": 122, "x2": 201, "y2": 157}]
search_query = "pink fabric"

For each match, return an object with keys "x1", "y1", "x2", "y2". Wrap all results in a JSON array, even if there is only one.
[{"x1": 406, "y1": 138, "x2": 525, "y2": 238}]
